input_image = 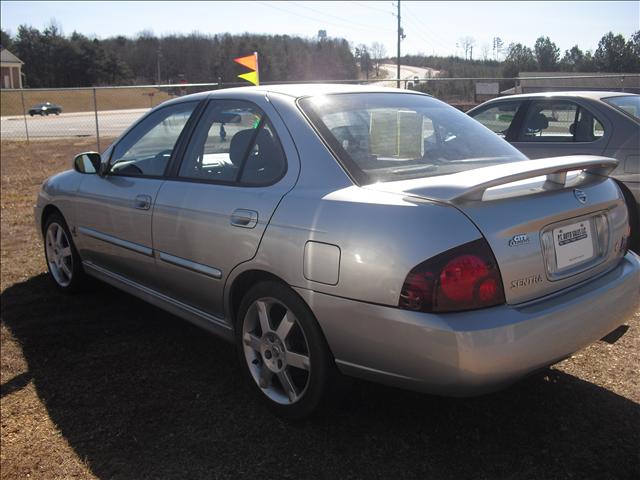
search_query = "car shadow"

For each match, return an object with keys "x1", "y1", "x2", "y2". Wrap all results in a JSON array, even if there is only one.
[{"x1": 2, "y1": 274, "x2": 638, "y2": 480}]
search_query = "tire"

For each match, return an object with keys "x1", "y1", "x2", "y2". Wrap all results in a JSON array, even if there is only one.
[
  {"x1": 40, "y1": 111, "x2": 45, "y2": 116},
  {"x1": 615, "y1": 180, "x2": 639, "y2": 254},
  {"x1": 43, "y1": 212, "x2": 87, "y2": 292},
  {"x1": 236, "y1": 280, "x2": 334, "y2": 419}
]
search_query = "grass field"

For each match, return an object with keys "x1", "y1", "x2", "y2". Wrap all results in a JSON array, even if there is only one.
[
  {"x1": 1, "y1": 88, "x2": 173, "y2": 117},
  {"x1": 1, "y1": 139, "x2": 639, "y2": 479}
]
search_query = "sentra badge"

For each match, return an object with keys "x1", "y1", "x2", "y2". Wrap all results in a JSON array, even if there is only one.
[
  {"x1": 508, "y1": 234, "x2": 530, "y2": 247},
  {"x1": 511, "y1": 274, "x2": 543, "y2": 289}
]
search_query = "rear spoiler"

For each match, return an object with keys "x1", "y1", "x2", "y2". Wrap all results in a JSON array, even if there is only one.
[{"x1": 381, "y1": 156, "x2": 618, "y2": 203}]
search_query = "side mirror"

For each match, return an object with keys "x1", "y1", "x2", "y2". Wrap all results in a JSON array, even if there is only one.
[{"x1": 73, "y1": 152, "x2": 101, "y2": 174}]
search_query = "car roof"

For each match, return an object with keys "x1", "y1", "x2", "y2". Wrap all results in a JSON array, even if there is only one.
[
  {"x1": 226, "y1": 83, "x2": 425, "y2": 98},
  {"x1": 169, "y1": 83, "x2": 428, "y2": 105},
  {"x1": 486, "y1": 91, "x2": 637, "y2": 102}
]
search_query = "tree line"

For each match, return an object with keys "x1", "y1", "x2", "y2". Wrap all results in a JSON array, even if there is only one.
[
  {"x1": 502, "y1": 32, "x2": 639, "y2": 77},
  {"x1": 0, "y1": 25, "x2": 358, "y2": 88},
  {"x1": 397, "y1": 31, "x2": 639, "y2": 79},
  {"x1": 1, "y1": 25, "x2": 638, "y2": 89}
]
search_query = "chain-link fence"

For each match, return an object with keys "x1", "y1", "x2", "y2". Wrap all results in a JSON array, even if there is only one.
[
  {"x1": 0, "y1": 83, "x2": 225, "y2": 150},
  {"x1": 2, "y1": 74, "x2": 638, "y2": 151}
]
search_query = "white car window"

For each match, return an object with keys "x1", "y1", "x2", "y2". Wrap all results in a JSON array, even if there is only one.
[{"x1": 470, "y1": 101, "x2": 522, "y2": 138}]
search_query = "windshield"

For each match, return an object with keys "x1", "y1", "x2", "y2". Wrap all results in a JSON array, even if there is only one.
[
  {"x1": 603, "y1": 95, "x2": 640, "y2": 121},
  {"x1": 298, "y1": 93, "x2": 527, "y2": 184}
]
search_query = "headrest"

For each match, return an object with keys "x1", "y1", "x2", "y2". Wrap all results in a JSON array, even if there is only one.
[
  {"x1": 529, "y1": 113, "x2": 549, "y2": 131},
  {"x1": 229, "y1": 129, "x2": 256, "y2": 166}
]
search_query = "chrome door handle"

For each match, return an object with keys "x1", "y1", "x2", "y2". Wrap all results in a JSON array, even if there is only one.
[
  {"x1": 133, "y1": 194, "x2": 152, "y2": 210},
  {"x1": 230, "y1": 209, "x2": 258, "y2": 228}
]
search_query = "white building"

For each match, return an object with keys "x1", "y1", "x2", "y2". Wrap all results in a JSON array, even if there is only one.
[{"x1": 1, "y1": 48, "x2": 24, "y2": 89}]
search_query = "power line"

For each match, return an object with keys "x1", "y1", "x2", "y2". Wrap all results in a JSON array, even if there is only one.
[
  {"x1": 401, "y1": 3, "x2": 453, "y2": 54},
  {"x1": 350, "y1": 1, "x2": 394, "y2": 15},
  {"x1": 402, "y1": 15, "x2": 451, "y2": 54},
  {"x1": 289, "y1": 1, "x2": 395, "y2": 33},
  {"x1": 256, "y1": 1, "x2": 393, "y2": 34}
]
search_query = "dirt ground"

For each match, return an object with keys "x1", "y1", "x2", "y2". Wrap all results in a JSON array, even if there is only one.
[
  {"x1": 1, "y1": 88, "x2": 172, "y2": 117},
  {"x1": 1, "y1": 139, "x2": 639, "y2": 479}
]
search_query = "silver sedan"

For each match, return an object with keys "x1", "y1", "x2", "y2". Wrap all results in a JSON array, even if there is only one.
[
  {"x1": 468, "y1": 92, "x2": 640, "y2": 252},
  {"x1": 35, "y1": 85, "x2": 640, "y2": 418}
]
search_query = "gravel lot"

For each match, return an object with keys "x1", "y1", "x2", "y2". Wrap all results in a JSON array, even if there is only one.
[{"x1": 1, "y1": 139, "x2": 639, "y2": 479}]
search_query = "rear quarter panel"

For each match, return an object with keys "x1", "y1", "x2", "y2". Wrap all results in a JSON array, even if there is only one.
[{"x1": 226, "y1": 93, "x2": 482, "y2": 307}]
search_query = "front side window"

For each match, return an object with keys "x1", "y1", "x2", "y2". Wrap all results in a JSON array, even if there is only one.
[
  {"x1": 110, "y1": 101, "x2": 197, "y2": 177},
  {"x1": 470, "y1": 101, "x2": 522, "y2": 137},
  {"x1": 179, "y1": 100, "x2": 286, "y2": 186},
  {"x1": 517, "y1": 100, "x2": 605, "y2": 143},
  {"x1": 298, "y1": 93, "x2": 526, "y2": 184}
]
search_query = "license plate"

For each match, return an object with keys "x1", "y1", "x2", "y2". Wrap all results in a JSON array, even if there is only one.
[{"x1": 553, "y1": 220, "x2": 594, "y2": 270}]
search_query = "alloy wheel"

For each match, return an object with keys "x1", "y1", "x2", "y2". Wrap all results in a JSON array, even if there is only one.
[
  {"x1": 242, "y1": 297, "x2": 311, "y2": 405},
  {"x1": 45, "y1": 222, "x2": 73, "y2": 287}
]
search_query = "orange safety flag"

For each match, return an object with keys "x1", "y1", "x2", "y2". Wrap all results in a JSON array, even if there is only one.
[
  {"x1": 234, "y1": 52, "x2": 260, "y2": 86},
  {"x1": 234, "y1": 54, "x2": 258, "y2": 71}
]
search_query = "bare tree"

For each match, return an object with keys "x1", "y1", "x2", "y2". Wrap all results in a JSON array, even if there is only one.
[
  {"x1": 458, "y1": 36, "x2": 475, "y2": 60},
  {"x1": 369, "y1": 41, "x2": 386, "y2": 76},
  {"x1": 481, "y1": 43, "x2": 490, "y2": 61},
  {"x1": 493, "y1": 37, "x2": 504, "y2": 60}
]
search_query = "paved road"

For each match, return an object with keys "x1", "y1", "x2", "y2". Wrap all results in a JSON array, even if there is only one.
[
  {"x1": 1, "y1": 108, "x2": 149, "y2": 140},
  {"x1": 377, "y1": 63, "x2": 440, "y2": 88},
  {"x1": 1, "y1": 70, "x2": 440, "y2": 141}
]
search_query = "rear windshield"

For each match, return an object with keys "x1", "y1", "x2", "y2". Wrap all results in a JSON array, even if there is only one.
[
  {"x1": 603, "y1": 95, "x2": 640, "y2": 121},
  {"x1": 298, "y1": 93, "x2": 526, "y2": 184}
]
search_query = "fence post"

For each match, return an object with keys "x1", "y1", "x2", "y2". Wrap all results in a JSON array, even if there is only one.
[
  {"x1": 20, "y1": 90, "x2": 30, "y2": 143},
  {"x1": 93, "y1": 88, "x2": 101, "y2": 152}
]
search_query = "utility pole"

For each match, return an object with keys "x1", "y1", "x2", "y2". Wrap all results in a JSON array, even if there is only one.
[
  {"x1": 396, "y1": 0, "x2": 401, "y2": 88},
  {"x1": 156, "y1": 46, "x2": 162, "y2": 85}
]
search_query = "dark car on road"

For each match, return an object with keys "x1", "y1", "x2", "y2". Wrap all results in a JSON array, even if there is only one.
[{"x1": 28, "y1": 102, "x2": 62, "y2": 116}]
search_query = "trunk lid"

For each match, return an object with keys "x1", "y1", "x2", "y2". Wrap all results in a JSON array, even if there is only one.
[{"x1": 366, "y1": 156, "x2": 630, "y2": 304}]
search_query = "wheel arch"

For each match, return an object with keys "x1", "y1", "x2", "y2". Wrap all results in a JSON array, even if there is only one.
[
  {"x1": 40, "y1": 204, "x2": 65, "y2": 234},
  {"x1": 226, "y1": 269, "x2": 289, "y2": 327},
  {"x1": 226, "y1": 267, "x2": 338, "y2": 361},
  {"x1": 613, "y1": 178, "x2": 640, "y2": 253}
]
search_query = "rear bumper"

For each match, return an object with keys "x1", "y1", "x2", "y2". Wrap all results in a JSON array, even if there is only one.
[{"x1": 295, "y1": 252, "x2": 640, "y2": 396}]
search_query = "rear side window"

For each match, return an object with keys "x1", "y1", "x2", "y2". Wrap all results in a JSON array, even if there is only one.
[
  {"x1": 470, "y1": 101, "x2": 522, "y2": 138},
  {"x1": 603, "y1": 95, "x2": 640, "y2": 121},
  {"x1": 518, "y1": 100, "x2": 605, "y2": 143},
  {"x1": 178, "y1": 100, "x2": 286, "y2": 186}
]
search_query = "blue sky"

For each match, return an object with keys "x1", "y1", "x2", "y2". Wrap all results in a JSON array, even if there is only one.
[{"x1": 1, "y1": 1, "x2": 638, "y2": 58}]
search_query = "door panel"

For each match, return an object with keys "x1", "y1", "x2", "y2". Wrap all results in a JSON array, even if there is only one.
[
  {"x1": 75, "y1": 101, "x2": 198, "y2": 288},
  {"x1": 151, "y1": 99, "x2": 297, "y2": 316},
  {"x1": 75, "y1": 176, "x2": 163, "y2": 286},
  {"x1": 152, "y1": 181, "x2": 290, "y2": 315}
]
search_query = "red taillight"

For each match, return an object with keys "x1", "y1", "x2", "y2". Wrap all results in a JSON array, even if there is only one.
[{"x1": 399, "y1": 239, "x2": 505, "y2": 313}]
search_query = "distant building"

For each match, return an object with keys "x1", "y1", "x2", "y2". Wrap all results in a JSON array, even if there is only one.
[
  {"x1": 502, "y1": 71, "x2": 640, "y2": 95},
  {"x1": 1, "y1": 48, "x2": 23, "y2": 89},
  {"x1": 475, "y1": 82, "x2": 500, "y2": 102}
]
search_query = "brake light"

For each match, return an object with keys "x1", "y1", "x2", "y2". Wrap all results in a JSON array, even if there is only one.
[{"x1": 399, "y1": 238, "x2": 505, "y2": 313}]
